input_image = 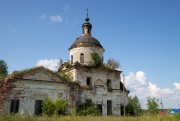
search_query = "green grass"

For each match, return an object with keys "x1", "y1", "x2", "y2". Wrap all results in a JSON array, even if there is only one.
[{"x1": 0, "y1": 115, "x2": 179, "y2": 121}]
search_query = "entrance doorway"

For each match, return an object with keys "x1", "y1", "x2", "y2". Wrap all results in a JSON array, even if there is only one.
[
  {"x1": 97, "y1": 104, "x2": 102, "y2": 115},
  {"x1": 35, "y1": 100, "x2": 42, "y2": 115},
  {"x1": 10, "y1": 99, "x2": 19, "y2": 114},
  {"x1": 107, "y1": 100, "x2": 112, "y2": 115}
]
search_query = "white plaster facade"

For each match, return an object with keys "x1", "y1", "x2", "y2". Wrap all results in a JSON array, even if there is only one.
[
  {"x1": 70, "y1": 46, "x2": 104, "y2": 65},
  {"x1": 2, "y1": 67, "x2": 75, "y2": 115}
]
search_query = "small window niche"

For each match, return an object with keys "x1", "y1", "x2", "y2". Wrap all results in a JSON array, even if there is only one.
[
  {"x1": 87, "y1": 77, "x2": 91, "y2": 86},
  {"x1": 71, "y1": 55, "x2": 73, "y2": 64},
  {"x1": 80, "y1": 53, "x2": 84, "y2": 63},
  {"x1": 107, "y1": 79, "x2": 111, "y2": 88}
]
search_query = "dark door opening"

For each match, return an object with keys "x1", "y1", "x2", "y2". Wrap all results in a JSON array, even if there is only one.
[
  {"x1": 107, "y1": 100, "x2": 112, "y2": 115},
  {"x1": 35, "y1": 100, "x2": 42, "y2": 116},
  {"x1": 97, "y1": 104, "x2": 102, "y2": 115},
  {"x1": 10, "y1": 99, "x2": 19, "y2": 114}
]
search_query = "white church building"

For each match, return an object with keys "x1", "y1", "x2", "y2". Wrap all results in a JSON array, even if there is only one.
[{"x1": 1, "y1": 14, "x2": 129, "y2": 116}]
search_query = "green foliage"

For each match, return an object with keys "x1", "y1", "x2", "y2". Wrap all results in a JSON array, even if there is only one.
[
  {"x1": 42, "y1": 98, "x2": 54, "y2": 116},
  {"x1": 76, "y1": 103, "x2": 100, "y2": 116},
  {"x1": 0, "y1": 115, "x2": 179, "y2": 121},
  {"x1": 146, "y1": 97, "x2": 159, "y2": 115},
  {"x1": 123, "y1": 95, "x2": 142, "y2": 116},
  {"x1": 0, "y1": 60, "x2": 8, "y2": 78},
  {"x1": 64, "y1": 62, "x2": 72, "y2": 68},
  {"x1": 54, "y1": 99, "x2": 68, "y2": 115},
  {"x1": 42, "y1": 98, "x2": 68, "y2": 116},
  {"x1": 59, "y1": 73, "x2": 72, "y2": 81},
  {"x1": 91, "y1": 53, "x2": 102, "y2": 67}
]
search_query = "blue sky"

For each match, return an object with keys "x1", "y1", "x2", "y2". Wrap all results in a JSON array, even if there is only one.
[{"x1": 0, "y1": 0, "x2": 180, "y2": 109}]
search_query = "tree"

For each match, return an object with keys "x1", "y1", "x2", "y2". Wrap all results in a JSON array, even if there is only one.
[
  {"x1": 146, "y1": 97, "x2": 159, "y2": 115},
  {"x1": 125, "y1": 95, "x2": 142, "y2": 116},
  {"x1": 0, "y1": 60, "x2": 8, "y2": 78},
  {"x1": 107, "y1": 58, "x2": 119, "y2": 70}
]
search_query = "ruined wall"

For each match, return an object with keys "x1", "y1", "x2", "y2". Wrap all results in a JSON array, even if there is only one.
[
  {"x1": 71, "y1": 68, "x2": 126, "y2": 116},
  {"x1": 4, "y1": 80, "x2": 70, "y2": 115}
]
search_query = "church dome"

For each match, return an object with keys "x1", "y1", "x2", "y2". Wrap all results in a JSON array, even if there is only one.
[{"x1": 69, "y1": 35, "x2": 103, "y2": 50}]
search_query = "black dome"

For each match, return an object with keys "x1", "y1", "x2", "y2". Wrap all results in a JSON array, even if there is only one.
[{"x1": 69, "y1": 35, "x2": 104, "y2": 50}]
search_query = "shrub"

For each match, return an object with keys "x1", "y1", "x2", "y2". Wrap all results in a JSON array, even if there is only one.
[
  {"x1": 42, "y1": 98, "x2": 68, "y2": 116},
  {"x1": 54, "y1": 99, "x2": 68, "y2": 115},
  {"x1": 42, "y1": 98, "x2": 54, "y2": 116},
  {"x1": 76, "y1": 103, "x2": 100, "y2": 116}
]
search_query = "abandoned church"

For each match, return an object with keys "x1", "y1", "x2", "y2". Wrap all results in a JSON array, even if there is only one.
[{"x1": 0, "y1": 14, "x2": 129, "y2": 116}]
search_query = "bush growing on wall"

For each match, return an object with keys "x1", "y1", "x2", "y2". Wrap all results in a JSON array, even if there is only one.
[{"x1": 91, "y1": 53, "x2": 102, "y2": 67}]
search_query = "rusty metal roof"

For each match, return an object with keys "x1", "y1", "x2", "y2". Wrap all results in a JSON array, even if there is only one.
[{"x1": 69, "y1": 35, "x2": 104, "y2": 50}]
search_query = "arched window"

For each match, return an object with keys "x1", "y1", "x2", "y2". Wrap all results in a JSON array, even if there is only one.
[
  {"x1": 80, "y1": 53, "x2": 84, "y2": 63},
  {"x1": 71, "y1": 55, "x2": 73, "y2": 64}
]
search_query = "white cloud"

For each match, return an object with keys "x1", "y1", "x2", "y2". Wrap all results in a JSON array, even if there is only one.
[
  {"x1": 36, "y1": 59, "x2": 61, "y2": 71},
  {"x1": 50, "y1": 15, "x2": 63, "y2": 23},
  {"x1": 126, "y1": 71, "x2": 147, "y2": 89},
  {"x1": 173, "y1": 82, "x2": 180, "y2": 91},
  {"x1": 39, "y1": 13, "x2": 47, "y2": 19},
  {"x1": 125, "y1": 71, "x2": 180, "y2": 109}
]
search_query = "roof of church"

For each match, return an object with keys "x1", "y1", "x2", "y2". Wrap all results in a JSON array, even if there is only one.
[
  {"x1": 1, "y1": 66, "x2": 78, "y2": 86},
  {"x1": 69, "y1": 12, "x2": 104, "y2": 50},
  {"x1": 69, "y1": 35, "x2": 103, "y2": 50}
]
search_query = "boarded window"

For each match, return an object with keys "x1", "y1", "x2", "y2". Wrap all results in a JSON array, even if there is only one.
[
  {"x1": 80, "y1": 53, "x2": 84, "y2": 63},
  {"x1": 35, "y1": 100, "x2": 42, "y2": 115},
  {"x1": 10, "y1": 99, "x2": 19, "y2": 114},
  {"x1": 87, "y1": 77, "x2": 91, "y2": 86}
]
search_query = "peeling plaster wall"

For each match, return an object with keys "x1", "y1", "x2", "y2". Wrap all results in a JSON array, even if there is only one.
[
  {"x1": 69, "y1": 68, "x2": 127, "y2": 116},
  {"x1": 4, "y1": 80, "x2": 71, "y2": 115},
  {"x1": 70, "y1": 46, "x2": 104, "y2": 65}
]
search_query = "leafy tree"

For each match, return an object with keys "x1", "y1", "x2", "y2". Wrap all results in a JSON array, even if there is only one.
[
  {"x1": 126, "y1": 95, "x2": 142, "y2": 116},
  {"x1": 54, "y1": 99, "x2": 68, "y2": 115},
  {"x1": 42, "y1": 98, "x2": 54, "y2": 116},
  {"x1": 0, "y1": 60, "x2": 8, "y2": 78},
  {"x1": 146, "y1": 97, "x2": 159, "y2": 115},
  {"x1": 107, "y1": 58, "x2": 119, "y2": 70},
  {"x1": 91, "y1": 53, "x2": 102, "y2": 67}
]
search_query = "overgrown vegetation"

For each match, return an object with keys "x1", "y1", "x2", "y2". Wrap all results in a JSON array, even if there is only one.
[
  {"x1": 76, "y1": 102, "x2": 101, "y2": 116},
  {"x1": 125, "y1": 95, "x2": 142, "y2": 116},
  {"x1": 42, "y1": 98, "x2": 67, "y2": 116},
  {"x1": 91, "y1": 53, "x2": 102, "y2": 67},
  {"x1": 0, "y1": 60, "x2": 8, "y2": 78},
  {"x1": 0, "y1": 115, "x2": 180, "y2": 121},
  {"x1": 146, "y1": 97, "x2": 159, "y2": 115}
]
